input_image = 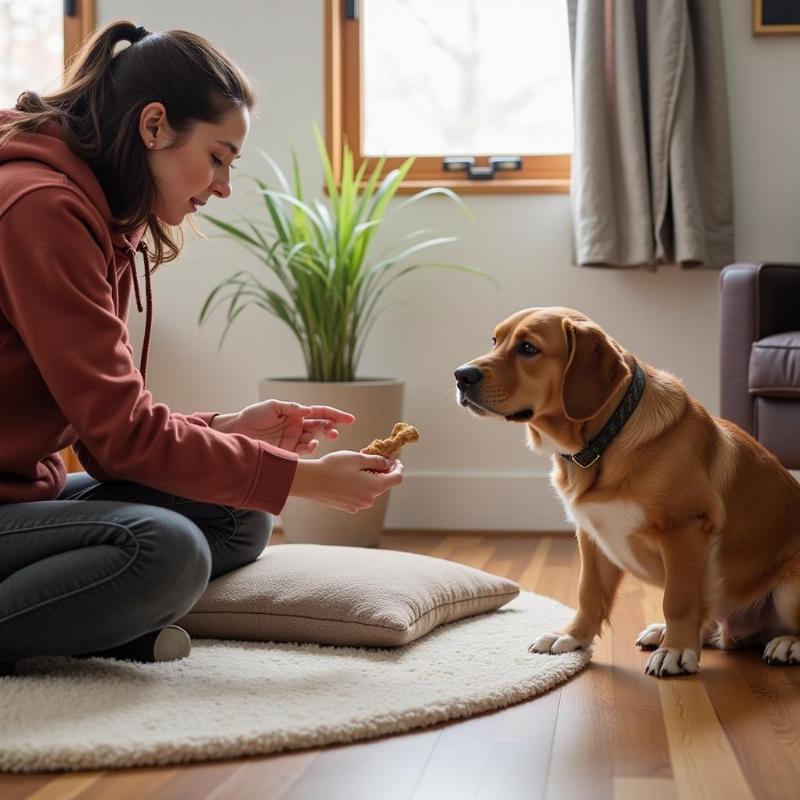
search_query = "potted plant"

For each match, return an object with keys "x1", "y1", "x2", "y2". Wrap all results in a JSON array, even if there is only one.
[{"x1": 199, "y1": 127, "x2": 486, "y2": 546}]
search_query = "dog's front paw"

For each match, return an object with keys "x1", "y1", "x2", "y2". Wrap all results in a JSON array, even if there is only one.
[
  {"x1": 528, "y1": 632, "x2": 585, "y2": 655},
  {"x1": 635, "y1": 622, "x2": 666, "y2": 650},
  {"x1": 763, "y1": 636, "x2": 800, "y2": 665},
  {"x1": 645, "y1": 647, "x2": 699, "y2": 677}
]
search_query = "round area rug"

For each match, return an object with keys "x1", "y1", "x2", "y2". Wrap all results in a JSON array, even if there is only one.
[{"x1": 0, "y1": 591, "x2": 589, "y2": 773}]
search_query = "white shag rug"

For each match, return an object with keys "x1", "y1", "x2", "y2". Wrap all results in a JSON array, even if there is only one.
[{"x1": 0, "y1": 591, "x2": 589, "y2": 773}]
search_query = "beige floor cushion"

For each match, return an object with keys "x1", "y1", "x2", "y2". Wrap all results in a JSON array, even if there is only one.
[{"x1": 177, "y1": 544, "x2": 520, "y2": 647}]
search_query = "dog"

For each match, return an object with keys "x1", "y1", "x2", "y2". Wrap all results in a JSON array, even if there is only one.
[{"x1": 455, "y1": 306, "x2": 800, "y2": 677}]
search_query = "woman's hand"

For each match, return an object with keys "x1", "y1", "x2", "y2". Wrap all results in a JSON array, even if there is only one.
[
  {"x1": 210, "y1": 400, "x2": 355, "y2": 454},
  {"x1": 290, "y1": 451, "x2": 404, "y2": 513}
]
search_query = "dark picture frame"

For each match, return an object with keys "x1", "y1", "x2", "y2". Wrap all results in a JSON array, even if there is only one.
[{"x1": 753, "y1": 0, "x2": 800, "y2": 35}]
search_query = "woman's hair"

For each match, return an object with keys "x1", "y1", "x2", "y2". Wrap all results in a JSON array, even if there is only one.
[{"x1": 0, "y1": 21, "x2": 255, "y2": 266}]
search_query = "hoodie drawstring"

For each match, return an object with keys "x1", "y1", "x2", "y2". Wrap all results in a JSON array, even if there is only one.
[{"x1": 127, "y1": 240, "x2": 153, "y2": 385}]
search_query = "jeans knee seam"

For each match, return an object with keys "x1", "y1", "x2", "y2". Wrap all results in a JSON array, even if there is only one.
[
  {"x1": 164, "y1": 501, "x2": 240, "y2": 553},
  {"x1": 209, "y1": 505, "x2": 240, "y2": 553},
  {"x1": 0, "y1": 521, "x2": 141, "y2": 626}
]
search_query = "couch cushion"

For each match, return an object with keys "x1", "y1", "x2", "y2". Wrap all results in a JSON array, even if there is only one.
[
  {"x1": 177, "y1": 544, "x2": 520, "y2": 648},
  {"x1": 754, "y1": 398, "x2": 800, "y2": 470},
  {"x1": 748, "y1": 332, "x2": 800, "y2": 398}
]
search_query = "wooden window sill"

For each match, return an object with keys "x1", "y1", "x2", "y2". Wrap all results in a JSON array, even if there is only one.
[{"x1": 391, "y1": 178, "x2": 570, "y2": 195}]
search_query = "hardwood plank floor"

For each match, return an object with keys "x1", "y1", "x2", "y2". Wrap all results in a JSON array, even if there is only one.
[{"x1": 3, "y1": 532, "x2": 800, "y2": 800}]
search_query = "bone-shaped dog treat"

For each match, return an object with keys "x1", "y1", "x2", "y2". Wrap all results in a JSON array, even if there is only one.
[{"x1": 363, "y1": 422, "x2": 420, "y2": 460}]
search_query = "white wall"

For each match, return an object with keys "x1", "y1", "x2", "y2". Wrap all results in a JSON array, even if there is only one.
[{"x1": 99, "y1": 0, "x2": 800, "y2": 530}]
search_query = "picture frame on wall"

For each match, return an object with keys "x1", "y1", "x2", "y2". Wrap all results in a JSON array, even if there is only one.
[{"x1": 753, "y1": 0, "x2": 800, "y2": 35}]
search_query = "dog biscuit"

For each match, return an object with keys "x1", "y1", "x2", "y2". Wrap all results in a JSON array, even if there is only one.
[{"x1": 363, "y1": 422, "x2": 419, "y2": 460}]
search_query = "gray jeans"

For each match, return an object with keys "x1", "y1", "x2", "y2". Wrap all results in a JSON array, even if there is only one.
[{"x1": 0, "y1": 472, "x2": 272, "y2": 662}]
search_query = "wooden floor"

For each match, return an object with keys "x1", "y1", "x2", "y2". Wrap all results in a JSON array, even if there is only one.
[{"x1": 3, "y1": 531, "x2": 800, "y2": 800}]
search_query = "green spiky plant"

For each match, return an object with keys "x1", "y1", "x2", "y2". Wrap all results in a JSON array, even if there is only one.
[{"x1": 199, "y1": 127, "x2": 489, "y2": 382}]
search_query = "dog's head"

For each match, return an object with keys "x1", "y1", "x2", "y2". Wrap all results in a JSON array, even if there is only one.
[{"x1": 454, "y1": 307, "x2": 630, "y2": 434}]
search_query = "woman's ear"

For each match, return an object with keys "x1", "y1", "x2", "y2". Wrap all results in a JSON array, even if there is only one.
[
  {"x1": 560, "y1": 318, "x2": 630, "y2": 422},
  {"x1": 138, "y1": 101, "x2": 172, "y2": 149}
]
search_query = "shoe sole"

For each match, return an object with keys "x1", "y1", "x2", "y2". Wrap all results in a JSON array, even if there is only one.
[{"x1": 153, "y1": 626, "x2": 192, "y2": 662}]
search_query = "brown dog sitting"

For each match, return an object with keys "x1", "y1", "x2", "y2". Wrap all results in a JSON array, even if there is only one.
[{"x1": 455, "y1": 306, "x2": 800, "y2": 677}]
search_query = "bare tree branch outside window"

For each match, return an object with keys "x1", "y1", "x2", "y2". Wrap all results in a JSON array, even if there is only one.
[{"x1": 363, "y1": 0, "x2": 572, "y2": 156}]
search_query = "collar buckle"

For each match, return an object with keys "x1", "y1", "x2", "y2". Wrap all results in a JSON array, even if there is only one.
[{"x1": 571, "y1": 450, "x2": 600, "y2": 469}]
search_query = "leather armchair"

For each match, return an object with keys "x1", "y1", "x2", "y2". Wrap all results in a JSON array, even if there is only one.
[{"x1": 720, "y1": 263, "x2": 800, "y2": 469}]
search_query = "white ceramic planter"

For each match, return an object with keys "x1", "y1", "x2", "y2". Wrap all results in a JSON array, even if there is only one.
[{"x1": 259, "y1": 378, "x2": 404, "y2": 547}]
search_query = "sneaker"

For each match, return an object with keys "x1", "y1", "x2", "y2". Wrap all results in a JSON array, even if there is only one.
[
  {"x1": 79, "y1": 625, "x2": 192, "y2": 663},
  {"x1": 152, "y1": 625, "x2": 192, "y2": 662}
]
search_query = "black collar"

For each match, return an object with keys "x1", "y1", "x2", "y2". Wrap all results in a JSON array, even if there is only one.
[{"x1": 560, "y1": 361, "x2": 646, "y2": 469}]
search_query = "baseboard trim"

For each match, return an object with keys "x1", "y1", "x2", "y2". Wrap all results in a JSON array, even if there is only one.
[
  {"x1": 276, "y1": 469, "x2": 800, "y2": 533},
  {"x1": 275, "y1": 471, "x2": 570, "y2": 532},
  {"x1": 276, "y1": 470, "x2": 569, "y2": 532},
  {"x1": 383, "y1": 528, "x2": 572, "y2": 537},
  {"x1": 382, "y1": 469, "x2": 570, "y2": 531}
]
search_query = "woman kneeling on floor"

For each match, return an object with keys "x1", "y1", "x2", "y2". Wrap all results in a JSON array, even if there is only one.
[{"x1": 0, "y1": 21, "x2": 402, "y2": 675}]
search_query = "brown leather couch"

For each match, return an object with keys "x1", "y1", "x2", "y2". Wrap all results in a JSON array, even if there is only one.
[{"x1": 720, "y1": 263, "x2": 800, "y2": 469}]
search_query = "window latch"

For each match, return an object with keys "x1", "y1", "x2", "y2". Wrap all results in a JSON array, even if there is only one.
[{"x1": 442, "y1": 156, "x2": 523, "y2": 181}]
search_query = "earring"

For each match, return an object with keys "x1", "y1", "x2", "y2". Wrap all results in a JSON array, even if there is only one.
[{"x1": 147, "y1": 141, "x2": 155, "y2": 148}]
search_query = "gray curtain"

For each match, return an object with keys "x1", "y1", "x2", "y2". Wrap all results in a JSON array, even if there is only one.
[{"x1": 568, "y1": 0, "x2": 733, "y2": 268}]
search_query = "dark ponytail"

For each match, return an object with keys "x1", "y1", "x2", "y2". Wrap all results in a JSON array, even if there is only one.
[{"x1": 0, "y1": 20, "x2": 255, "y2": 266}]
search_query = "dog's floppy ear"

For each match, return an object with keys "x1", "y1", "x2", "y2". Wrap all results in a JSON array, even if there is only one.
[{"x1": 561, "y1": 319, "x2": 630, "y2": 422}]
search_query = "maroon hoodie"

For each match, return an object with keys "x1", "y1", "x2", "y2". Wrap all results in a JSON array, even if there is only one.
[{"x1": 0, "y1": 110, "x2": 298, "y2": 509}]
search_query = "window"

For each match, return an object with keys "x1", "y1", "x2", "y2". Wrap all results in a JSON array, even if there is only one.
[
  {"x1": 325, "y1": 0, "x2": 573, "y2": 194},
  {"x1": 1, "y1": 0, "x2": 95, "y2": 474},
  {"x1": 0, "y1": 0, "x2": 95, "y2": 108}
]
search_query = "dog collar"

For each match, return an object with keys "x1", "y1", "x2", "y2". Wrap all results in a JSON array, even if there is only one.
[{"x1": 560, "y1": 361, "x2": 646, "y2": 469}]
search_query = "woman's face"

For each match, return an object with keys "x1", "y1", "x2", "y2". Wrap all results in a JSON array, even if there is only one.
[{"x1": 140, "y1": 103, "x2": 250, "y2": 225}]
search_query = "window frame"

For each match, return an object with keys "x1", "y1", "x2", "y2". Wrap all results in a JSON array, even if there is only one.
[
  {"x1": 324, "y1": 0, "x2": 571, "y2": 195},
  {"x1": 61, "y1": 0, "x2": 95, "y2": 475},
  {"x1": 64, "y1": 0, "x2": 95, "y2": 63}
]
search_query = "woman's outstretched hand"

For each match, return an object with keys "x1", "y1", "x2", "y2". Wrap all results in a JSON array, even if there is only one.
[
  {"x1": 290, "y1": 451, "x2": 404, "y2": 513},
  {"x1": 210, "y1": 400, "x2": 355, "y2": 454}
]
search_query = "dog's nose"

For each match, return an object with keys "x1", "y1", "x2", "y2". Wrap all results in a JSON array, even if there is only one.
[{"x1": 454, "y1": 364, "x2": 483, "y2": 391}]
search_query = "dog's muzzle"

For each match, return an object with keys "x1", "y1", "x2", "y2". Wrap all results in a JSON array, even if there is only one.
[
  {"x1": 454, "y1": 364, "x2": 533, "y2": 422},
  {"x1": 455, "y1": 364, "x2": 488, "y2": 415},
  {"x1": 454, "y1": 364, "x2": 483, "y2": 393}
]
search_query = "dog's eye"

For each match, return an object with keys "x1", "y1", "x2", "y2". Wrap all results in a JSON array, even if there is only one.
[
  {"x1": 518, "y1": 341, "x2": 539, "y2": 357},
  {"x1": 490, "y1": 337, "x2": 497, "y2": 347}
]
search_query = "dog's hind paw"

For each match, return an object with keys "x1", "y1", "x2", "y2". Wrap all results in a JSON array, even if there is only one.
[
  {"x1": 635, "y1": 623, "x2": 666, "y2": 650},
  {"x1": 645, "y1": 647, "x2": 699, "y2": 677},
  {"x1": 528, "y1": 632, "x2": 584, "y2": 655},
  {"x1": 762, "y1": 636, "x2": 800, "y2": 665}
]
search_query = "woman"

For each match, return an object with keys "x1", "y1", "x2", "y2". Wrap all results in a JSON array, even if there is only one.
[{"x1": 0, "y1": 22, "x2": 402, "y2": 673}]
